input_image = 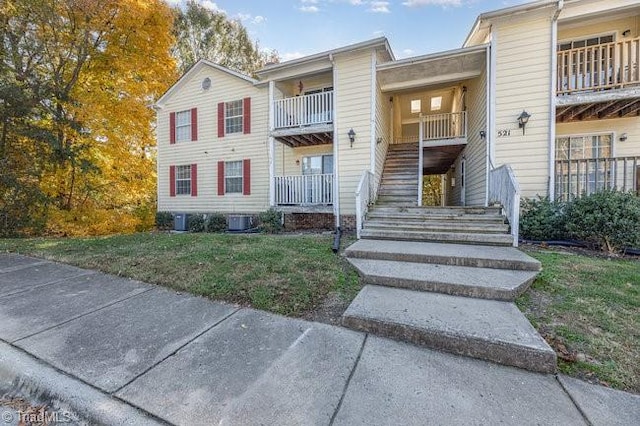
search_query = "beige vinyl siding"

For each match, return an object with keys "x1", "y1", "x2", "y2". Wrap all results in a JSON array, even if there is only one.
[
  {"x1": 275, "y1": 144, "x2": 333, "y2": 176},
  {"x1": 449, "y1": 72, "x2": 488, "y2": 206},
  {"x1": 493, "y1": 11, "x2": 553, "y2": 198},
  {"x1": 157, "y1": 66, "x2": 269, "y2": 213},
  {"x1": 559, "y1": 15, "x2": 639, "y2": 41},
  {"x1": 556, "y1": 117, "x2": 640, "y2": 158},
  {"x1": 335, "y1": 49, "x2": 373, "y2": 215},
  {"x1": 374, "y1": 82, "x2": 391, "y2": 193},
  {"x1": 560, "y1": 1, "x2": 640, "y2": 22}
]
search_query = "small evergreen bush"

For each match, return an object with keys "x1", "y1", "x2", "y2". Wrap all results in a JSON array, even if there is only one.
[
  {"x1": 565, "y1": 190, "x2": 640, "y2": 253},
  {"x1": 258, "y1": 208, "x2": 283, "y2": 233},
  {"x1": 206, "y1": 213, "x2": 227, "y2": 233},
  {"x1": 155, "y1": 211, "x2": 173, "y2": 230},
  {"x1": 188, "y1": 214, "x2": 206, "y2": 233},
  {"x1": 519, "y1": 197, "x2": 567, "y2": 241}
]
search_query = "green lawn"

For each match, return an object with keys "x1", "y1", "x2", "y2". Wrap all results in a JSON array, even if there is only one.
[
  {"x1": 519, "y1": 247, "x2": 640, "y2": 394},
  {"x1": 0, "y1": 233, "x2": 360, "y2": 317}
]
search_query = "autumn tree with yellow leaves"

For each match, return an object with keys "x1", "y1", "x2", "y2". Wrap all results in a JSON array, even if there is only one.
[{"x1": 0, "y1": 0, "x2": 177, "y2": 235}]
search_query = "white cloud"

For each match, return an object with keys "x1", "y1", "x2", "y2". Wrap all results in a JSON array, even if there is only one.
[
  {"x1": 402, "y1": 0, "x2": 463, "y2": 7},
  {"x1": 300, "y1": 5, "x2": 320, "y2": 12},
  {"x1": 234, "y1": 13, "x2": 266, "y2": 24},
  {"x1": 252, "y1": 15, "x2": 266, "y2": 24},
  {"x1": 282, "y1": 52, "x2": 306, "y2": 61},
  {"x1": 369, "y1": 1, "x2": 390, "y2": 13},
  {"x1": 165, "y1": 0, "x2": 181, "y2": 5},
  {"x1": 200, "y1": 1, "x2": 225, "y2": 13},
  {"x1": 403, "y1": 48, "x2": 415, "y2": 55}
]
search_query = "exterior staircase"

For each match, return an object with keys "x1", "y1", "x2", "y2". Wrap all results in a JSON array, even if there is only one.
[{"x1": 341, "y1": 143, "x2": 556, "y2": 374}]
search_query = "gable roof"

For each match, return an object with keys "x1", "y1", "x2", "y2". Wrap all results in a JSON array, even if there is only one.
[{"x1": 154, "y1": 60, "x2": 258, "y2": 108}]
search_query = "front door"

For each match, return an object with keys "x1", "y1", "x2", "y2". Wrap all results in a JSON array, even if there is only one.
[{"x1": 302, "y1": 154, "x2": 333, "y2": 204}]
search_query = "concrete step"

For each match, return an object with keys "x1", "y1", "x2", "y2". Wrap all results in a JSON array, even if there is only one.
[
  {"x1": 344, "y1": 239, "x2": 541, "y2": 271},
  {"x1": 347, "y1": 258, "x2": 538, "y2": 301},
  {"x1": 360, "y1": 228, "x2": 514, "y2": 246},
  {"x1": 370, "y1": 206, "x2": 503, "y2": 215},
  {"x1": 363, "y1": 221, "x2": 510, "y2": 234},
  {"x1": 366, "y1": 212, "x2": 506, "y2": 223},
  {"x1": 342, "y1": 285, "x2": 556, "y2": 373}
]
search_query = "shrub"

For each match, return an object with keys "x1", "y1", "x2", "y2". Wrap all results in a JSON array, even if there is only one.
[
  {"x1": 155, "y1": 211, "x2": 173, "y2": 230},
  {"x1": 519, "y1": 197, "x2": 567, "y2": 241},
  {"x1": 258, "y1": 208, "x2": 282, "y2": 234},
  {"x1": 565, "y1": 190, "x2": 640, "y2": 253},
  {"x1": 188, "y1": 214, "x2": 206, "y2": 233},
  {"x1": 206, "y1": 213, "x2": 227, "y2": 233}
]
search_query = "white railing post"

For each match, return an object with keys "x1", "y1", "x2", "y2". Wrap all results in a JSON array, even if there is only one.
[
  {"x1": 355, "y1": 170, "x2": 373, "y2": 239},
  {"x1": 418, "y1": 115, "x2": 424, "y2": 206},
  {"x1": 272, "y1": 91, "x2": 335, "y2": 130},
  {"x1": 489, "y1": 165, "x2": 520, "y2": 247}
]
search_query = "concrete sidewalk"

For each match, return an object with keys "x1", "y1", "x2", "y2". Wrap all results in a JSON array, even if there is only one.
[{"x1": 0, "y1": 254, "x2": 638, "y2": 425}]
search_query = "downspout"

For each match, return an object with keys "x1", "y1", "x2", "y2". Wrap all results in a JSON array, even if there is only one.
[
  {"x1": 331, "y1": 53, "x2": 341, "y2": 230},
  {"x1": 548, "y1": 0, "x2": 564, "y2": 200}
]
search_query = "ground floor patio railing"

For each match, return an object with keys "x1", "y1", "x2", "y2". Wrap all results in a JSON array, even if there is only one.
[
  {"x1": 274, "y1": 174, "x2": 333, "y2": 205},
  {"x1": 555, "y1": 156, "x2": 640, "y2": 202}
]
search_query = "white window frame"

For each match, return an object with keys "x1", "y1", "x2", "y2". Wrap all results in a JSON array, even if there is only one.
[
  {"x1": 555, "y1": 132, "x2": 614, "y2": 161},
  {"x1": 557, "y1": 32, "x2": 616, "y2": 51},
  {"x1": 175, "y1": 165, "x2": 192, "y2": 195},
  {"x1": 175, "y1": 110, "x2": 192, "y2": 143},
  {"x1": 224, "y1": 160, "x2": 243, "y2": 194},
  {"x1": 225, "y1": 100, "x2": 244, "y2": 135},
  {"x1": 430, "y1": 96, "x2": 442, "y2": 111},
  {"x1": 410, "y1": 99, "x2": 421, "y2": 114}
]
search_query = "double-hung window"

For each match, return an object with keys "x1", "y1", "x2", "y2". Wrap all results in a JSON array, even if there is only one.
[
  {"x1": 225, "y1": 100, "x2": 243, "y2": 135},
  {"x1": 225, "y1": 160, "x2": 243, "y2": 194},
  {"x1": 175, "y1": 165, "x2": 192, "y2": 195},
  {"x1": 175, "y1": 110, "x2": 192, "y2": 143}
]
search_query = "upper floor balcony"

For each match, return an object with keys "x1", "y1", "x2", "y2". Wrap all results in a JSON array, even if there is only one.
[
  {"x1": 271, "y1": 89, "x2": 334, "y2": 147},
  {"x1": 557, "y1": 36, "x2": 640, "y2": 96}
]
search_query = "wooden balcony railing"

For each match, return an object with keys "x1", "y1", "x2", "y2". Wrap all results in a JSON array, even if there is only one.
[
  {"x1": 274, "y1": 91, "x2": 334, "y2": 129},
  {"x1": 421, "y1": 112, "x2": 467, "y2": 141},
  {"x1": 555, "y1": 156, "x2": 640, "y2": 201},
  {"x1": 557, "y1": 36, "x2": 640, "y2": 95},
  {"x1": 274, "y1": 174, "x2": 333, "y2": 205}
]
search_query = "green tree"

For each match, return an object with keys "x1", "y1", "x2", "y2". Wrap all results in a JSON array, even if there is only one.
[{"x1": 172, "y1": 0, "x2": 278, "y2": 76}]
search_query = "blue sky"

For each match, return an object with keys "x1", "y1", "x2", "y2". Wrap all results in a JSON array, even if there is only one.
[{"x1": 166, "y1": 0, "x2": 530, "y2": 60}]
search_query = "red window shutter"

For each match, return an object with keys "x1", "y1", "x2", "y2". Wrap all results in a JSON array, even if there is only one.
[
  {"x1": 191, "y1": 108, "x2": 198, "y2": 141},
  {"x1": 217, "y1": 161, "x2": 225, "y2": 195},
  {"x1": 243, "y1": 159, "x2": 251, "y2": 195},
  {"x1": 243, "y1": 97, "x2": 251, "y2": 134},
  {"x1": 169, "y1": 165, "x2": 176, "y2": 197},
  {"x1": 217, "y1": 102, "x2": 225, "y2": 138},
  {"x1": 169, "y1": 112, "x2": 176, "y2": 144},
  {"x1": 191, "y1": 163, "x2": 197, "y2": 196}
]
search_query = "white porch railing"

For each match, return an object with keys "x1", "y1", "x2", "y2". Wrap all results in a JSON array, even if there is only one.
[
  {"x1": 274, "y1": 174, "x2": 333, "y2": 205},
  {"x1": 557, "y1": 36, "x2": 640, "y2": 95},
  {"x1": 421, "y1": 111, "x2": 467, "y2": 141},
  {"x1": 489, "y1": 165, "x2": 520, "y2": 247},
  {"x1": 274, "y1": 91, "x2": 334, "y2": 129},
  {"x1": 355, "y1": 170, "x2": 374, "y2": 239},
  {"x1": 555, "y1": 156, "x2": 640, "y2": 202}
]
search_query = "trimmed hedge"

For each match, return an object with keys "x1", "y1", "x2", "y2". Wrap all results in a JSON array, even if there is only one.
[
  {"x1": 258, "y1": 208, "x2": 282, "y2": 234},
  {"x1": 520, "y1": 191, "x2": 640, "y2": 253}
]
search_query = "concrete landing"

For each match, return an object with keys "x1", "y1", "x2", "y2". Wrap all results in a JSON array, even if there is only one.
[
  {"x1": 345, "y1": 239, "x2": 541, "y2": 271},
  {"x1": 333, "y1": 337, "x2": 585, "y2": 426},
  {"x1": 348, "y1": 258, "x2": 538, "y2": 301},
  {"x1": 342, "y1": 285, "x2": 556, "y2": 373},
  {"x1": 559, "y1": 375, "x2": 640, "y2": 426}
]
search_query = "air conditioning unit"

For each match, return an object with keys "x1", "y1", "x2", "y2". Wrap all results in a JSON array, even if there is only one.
[
  {"x1": 228, "y1": 215, "x2": 252, "y2": 231},
  {"x1": 174, "y1": 213, "x2": 188, "y2": 231}
]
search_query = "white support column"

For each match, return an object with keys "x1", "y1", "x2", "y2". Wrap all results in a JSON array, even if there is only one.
[
  {"x1": 268, "y1": 81, "x2": 276, "y2": 206},
  {"x1": 370, "y1": 51, "x2": 377, "y2": 177},
  {"x1": 418, "y1": 114, "x2": 424, "y2": 206}
]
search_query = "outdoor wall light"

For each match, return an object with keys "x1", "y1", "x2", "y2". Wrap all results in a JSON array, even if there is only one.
[
  {"x1": 348, "y1": 128, "x2": 356, "y2": 148},
  {"x1": 479, "y1": 130, "x2": 486, "y2": 139},
  {"x1": 620, "y1": 133, "x2": 628, "y2": 142},
  {"x1": 517, "y1": 110, "x2": 531, "y2": 135}
]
